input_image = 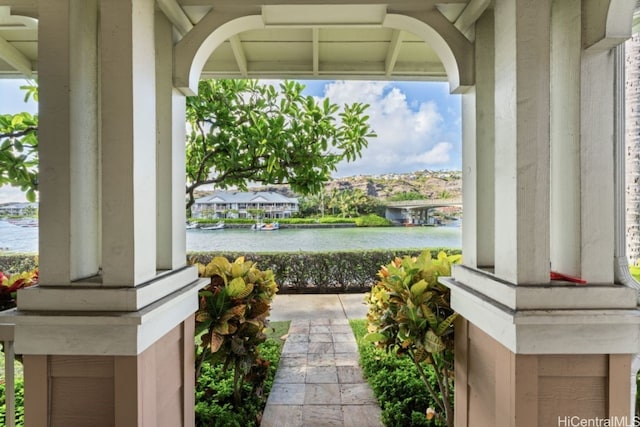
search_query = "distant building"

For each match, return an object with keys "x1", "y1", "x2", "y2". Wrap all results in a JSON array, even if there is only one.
[
  {"x1": 0, "y1": 202, "x2": 38, "y2": 216},
  {"x1": 192, "y1": 191, "x2": 299, "y2": 219}
]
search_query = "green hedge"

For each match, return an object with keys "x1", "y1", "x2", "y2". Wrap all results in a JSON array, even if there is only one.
[
  {"x1": 189, "y1": 248, "x2": 461, "y2": 293},
  {"x1": 0, "y1": 249, "x2": 462, "y2": 293},
  {"x1": 0, "y1": 255, "x2": 38, "y2": 275}
]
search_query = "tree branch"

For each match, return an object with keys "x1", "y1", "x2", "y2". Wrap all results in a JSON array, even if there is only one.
[{"x1": 0, "y1": 127, "x2": 38, "y2": 140}]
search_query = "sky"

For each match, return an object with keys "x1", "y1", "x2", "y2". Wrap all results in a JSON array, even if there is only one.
[{"x1": 0, "y1": 78, "x2": 461, "y2": 202}]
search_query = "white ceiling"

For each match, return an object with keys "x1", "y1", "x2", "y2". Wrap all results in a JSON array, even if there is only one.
[{"x1": 0, "y1": 0, "x2": 481, "y2": 82}]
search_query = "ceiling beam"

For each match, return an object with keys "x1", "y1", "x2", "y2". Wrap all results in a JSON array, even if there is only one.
[
  {"x1": 312, "y1": 27, "x2": 319, "y2": 76},
  {"x1": 454, "y1": 0, "x2": 490, "y2": 39},
  {"x1": 385, "y1": 29, "x2": 403, "y2": 77},
  {"x1": 193, "y1": 0, "x2": 465, "y2": 7},
  {"x1": 0, "y1": 34, "x2": 32, "y2": 77},
  {"x1": 157, "y1": 0, "x2": 193, "y2": 36},
  {"x1": 229, "y1": 35, "x2": 248, "y2": 76}
]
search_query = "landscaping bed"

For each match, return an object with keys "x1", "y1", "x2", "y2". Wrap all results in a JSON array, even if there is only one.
[{"x1": 351, "y1": 319, "x2": 442, "y2": 427}]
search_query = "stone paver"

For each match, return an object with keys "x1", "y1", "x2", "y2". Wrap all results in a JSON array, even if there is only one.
[{"x1": 261, "y1": 317, "x2": 383, "y2": 427}]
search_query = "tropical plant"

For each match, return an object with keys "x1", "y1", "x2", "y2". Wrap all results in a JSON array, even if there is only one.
[
  {"x1": 185, "y1": 79, "x2": 376, "y2": 211},
  {"x1": 364, "y1": 250, "x2": 461, "y2": 427},
  {"x1": 193, "y1": 256, "x2": 278, "y2": 405},
  {"x1": 0, "y1": 268, "x2": 38, "y2": 311},
  {"x1": 0, "y1": 81, "x2": 39, "y2": 202}
]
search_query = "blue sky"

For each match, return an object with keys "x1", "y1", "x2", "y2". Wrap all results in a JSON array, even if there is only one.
[{"x1": 0, "y1": 79, "x2": 461, "y2": 202}]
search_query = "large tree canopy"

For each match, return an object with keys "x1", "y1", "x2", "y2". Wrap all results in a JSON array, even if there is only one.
[
  {"x1": 0, "y1": 83, "x2": 38, "y2": 202},
  {"x1": 185, "y1": 79, "x2": 376, "y2": 209}
]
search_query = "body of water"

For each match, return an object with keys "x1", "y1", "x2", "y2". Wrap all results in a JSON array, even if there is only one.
[
  {"x1": 187, "y1": 224, "x2": 461, "y2": 252},
  {"x1": 0, "y1": 220, "x2": 461, "y2": 254}
]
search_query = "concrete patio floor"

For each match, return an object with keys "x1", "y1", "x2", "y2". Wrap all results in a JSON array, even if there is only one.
[{"x1": 262, "y1": 294, "x2": 382, "y2": 427}]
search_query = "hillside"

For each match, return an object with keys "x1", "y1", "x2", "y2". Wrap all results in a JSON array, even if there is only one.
[{"x1": 249, "y1": 170, "x2": 462, "y2": 202}]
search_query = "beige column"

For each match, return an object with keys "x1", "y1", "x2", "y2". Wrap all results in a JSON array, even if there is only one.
[
  {"x1": 447, "y1": 2, "x2": 640, "y2": 426},
  {"x1": 493, "y1": 0, "x2": 551, "y2": 285},
  {"x1": 100, "y1": 0, "x2": 157, "y2": 286},
  {"x1": 38, "y1": 0, "x2": 100, "y2": 284},
  {"x1": 550, "y1": 0, "x2": 581, "y2": 278},
  {"x1": 155, "y1": 10, "x2": 187, "y2": 270},
  {"x1": 461, "y1": 12, "x2": 495, "y2": 269},
  {"x1": 13, "y1": 1, "x2": 204, "y2": 425}
]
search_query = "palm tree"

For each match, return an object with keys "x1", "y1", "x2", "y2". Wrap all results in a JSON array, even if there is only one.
[{"x1": 626, "y1": 3, "x2": 640, "y2": 265}]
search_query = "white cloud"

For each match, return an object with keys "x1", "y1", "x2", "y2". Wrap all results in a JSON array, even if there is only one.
[{"x1": 317, "y1": 81, "x2": 457, "y2": 177}]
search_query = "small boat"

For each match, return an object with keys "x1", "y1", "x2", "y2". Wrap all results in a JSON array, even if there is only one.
[
  {"x1": 251, "y1": 222, "x2": 264, "y2": 230},
  {"x1": 186, "y1": 222, "x2": 199, "y2": 229},
  {"x1": 260, "y1": 222, "x2": 279, "y2": 231},
  {"x1": 201, "y1": 222, "x2": 225, "y2": 230}
]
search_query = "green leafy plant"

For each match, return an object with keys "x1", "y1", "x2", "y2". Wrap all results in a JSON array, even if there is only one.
[
  {"x1": 193, "y1": 256, "x2": 278, "y2": 406},
  {"x1": 0, "y1": 268, "x2": 38, "y2": 311},
  {"x1": 195, "y1": 328, "x2": 285, "y2": 427},
  {"x1": 351, "y1": 319, "x2": 437, "y2": 426},
  {"x1": 364, "y1": 250, "x2": 461, "y2": 427}
]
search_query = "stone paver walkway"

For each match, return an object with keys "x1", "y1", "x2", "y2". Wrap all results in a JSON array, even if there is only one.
[{"x1": 261, "y1": 318, "x2": 383, "y2": 427}]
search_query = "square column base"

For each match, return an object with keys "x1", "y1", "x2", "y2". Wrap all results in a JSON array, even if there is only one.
[
  {"x1": 455, "y1": 318, "x2": 632, "y2": 427},
  {"x1": 23, "y1": 316, "x2": 195, "y2": 427}
]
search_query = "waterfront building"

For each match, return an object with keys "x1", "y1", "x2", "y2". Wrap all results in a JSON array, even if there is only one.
[{"x1": 191, "y1": 191, "x2": 298, "y2": 219}]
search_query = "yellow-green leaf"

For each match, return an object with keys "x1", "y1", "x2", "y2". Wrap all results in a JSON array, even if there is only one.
[
  {"x1": 424, "y1": 330, "x2": 445, "y2": 353},
  {"x1": 226, "y1": 277, "x2": 247, "y2": 298},
  {"x1": 410, "y1": 279, "x2": 428, "y2": 297},
  {"x1": 364, "y1": 332, "x2": 387, "y2": 343}
]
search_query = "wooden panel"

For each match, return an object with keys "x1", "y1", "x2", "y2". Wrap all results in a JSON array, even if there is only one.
[
  {"x1": 139, "y1": 342, "x2": 158, "y2": 427},
  {"x1": 467, "y1": 324, "x2": 496, "y2": 427},
  {"x1": 514, "y1": 355, "x2": 537, "y2": 427},
  {"x1": 23, "y1": 355, "x2": 48, "y2": 427},
  {"x1": 494, "y1": 343, "x2": 514, "y2": 427},
  {"x1": 157, "y1": 388, "x2": 184, "y2": 427},
  {"x1": 156, "y1": 336, "x2": 182, "y2": 405},
  {"x1": 538, "y1": 377, "x2": 606, "y2": 426},
  {"x1": 454, "y1": 318, "x2": 469, "y2": 427},
  {"x1": 50, "y1": 355, "x2": 114, "y2": 378},
  {"x1": 538, "y1": 354, "x2": 608, "y2": 377},
  {"x1": 114, "y1": 356, "x2": 140, "y2": 427},
  {"x1": 609, "y1": 354, "x2": 631, "y2": 417},
  {"x1": 50, "y1": 377, "x2": 114, "y2": 427},
  {"x1": 183, "y1": 315, "x2": 196, "y2": 427}
]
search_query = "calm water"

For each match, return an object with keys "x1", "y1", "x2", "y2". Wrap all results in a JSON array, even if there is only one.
[
  {"x1": 186, "y1": 224, "x2": 461, "y2": 252},
  {"x1": 0, "y1": 219, "x2": 461, "y2": 254}
]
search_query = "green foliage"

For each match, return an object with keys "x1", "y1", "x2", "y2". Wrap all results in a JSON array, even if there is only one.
[
  {"x1": 185, "y1": 80, "x2": 376, "y2": 209},
  {"x1": 351, "y1": 319, "x2": 438, "y2": 426},
  {"x1": 364, "y1": 251, "x2": 461, "y2": 427},
  {"x1": 189, "y1": 249, "x2": 461, "y2": 293},
  {"x1": 355, "y1": 214, "x2": 392, "y2": 227},
  {"x1": 630, "y1": 264, "x2": 640, "y2": 282},
  {"x1": 0, "y1": 378, "x2": 24, "y2": 426},
  {"x1": 0, "y1": 82, "x2": 38, "y2": 201},
  {"x1": 0, "y1": 268, "x2": 38, "y2": 311},
  {"x1": 0, "y1": 255, "x2": 38, "y2": 275},
  {"x1": 388, "y1": 191, "x2": 427, "y2": 202},
  {"x1": 195, "y1": 338, "x2": 282, "y2": 427},
  {"x1": 193, "y1": 256, "x2": 278, "y2": 405},
  {"x1": 0, "y1": 112, "x2": 39, "y2": 202}
]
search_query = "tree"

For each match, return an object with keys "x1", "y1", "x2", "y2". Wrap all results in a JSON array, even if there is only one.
[
  {"x1": 0, "y1": 82, "x2": 38, "y2": 202},
  {"x1": 185, "y1": 80, "x2": 375, "y2": 211}
]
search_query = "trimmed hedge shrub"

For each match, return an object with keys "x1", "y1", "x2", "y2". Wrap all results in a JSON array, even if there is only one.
[
  {"x1": 0, "y1": 255, "x2": 37, "y2": 275},
  {"x1": 189, "y1": 249, "x2": 461, "y2": 293}
]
